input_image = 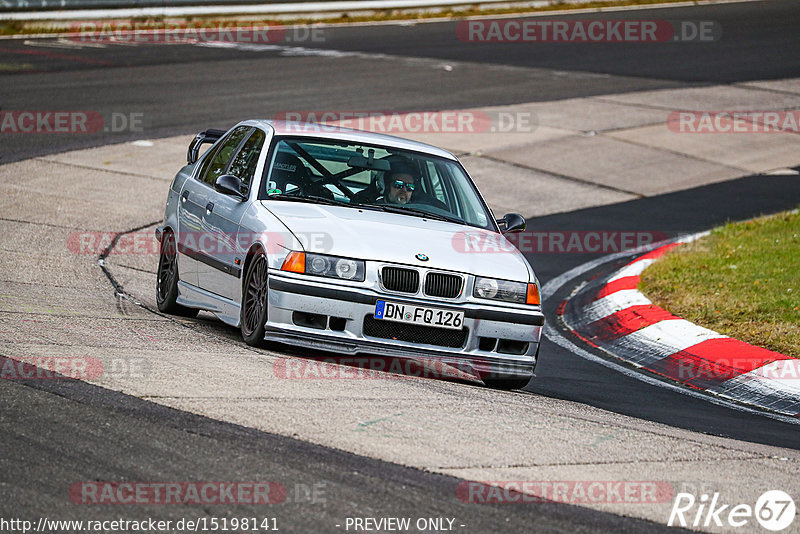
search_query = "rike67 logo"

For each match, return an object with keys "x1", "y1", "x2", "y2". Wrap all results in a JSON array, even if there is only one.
[{"x1": 668, "y1": 490, "x2": 795, "y2": 531}]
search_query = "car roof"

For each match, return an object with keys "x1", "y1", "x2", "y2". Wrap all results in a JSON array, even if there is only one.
[{"x1": 240, "y1": 119, "x2": 458, "y2": 161}]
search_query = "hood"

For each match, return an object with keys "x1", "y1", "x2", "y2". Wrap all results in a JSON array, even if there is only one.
[{"x1": 261, "y1": 201, "x2": 532, "y2": 281}]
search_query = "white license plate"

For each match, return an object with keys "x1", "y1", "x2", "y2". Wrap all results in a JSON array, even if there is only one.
[{"x1": 374, "y1": 300, "x2": 464, "y2": 330}]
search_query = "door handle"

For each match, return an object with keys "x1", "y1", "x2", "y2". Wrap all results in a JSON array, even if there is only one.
[
  {"x1": 206, "y1": 202, "x2": 214, "y2": 213},
  {"x1": 181, "y1": 190, "x2": 190, "y2": 202}
]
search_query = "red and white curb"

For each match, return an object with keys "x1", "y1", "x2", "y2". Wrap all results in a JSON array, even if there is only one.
[{"x1": 558, "y1": 235, "x2": 800, "y2": 418}]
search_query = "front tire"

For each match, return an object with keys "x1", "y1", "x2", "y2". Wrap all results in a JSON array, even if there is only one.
[
  {"x1": 483, "y1": 375, "x2": 532, "y2": 390},
  {"x1": 483, "y1": 343, "x2": 539, "y2": 390},
  {"x1": 241, "y1": 252, "x2": 269, "y2": 346},
  {"x1": 156, "y1": 231, "x2": 198, "y2": 317}
]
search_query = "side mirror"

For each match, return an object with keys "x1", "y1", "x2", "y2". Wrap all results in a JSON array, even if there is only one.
[
  {"x1": 498, "y1": 213, "x2": 526, "y2": 234},
  {"x1": 215, "y1": 174, "x2": 248, "y2": 201}
]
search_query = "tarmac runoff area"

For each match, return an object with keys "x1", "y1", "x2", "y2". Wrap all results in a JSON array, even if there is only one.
[{"x1": 1, "y1": 78, "x2": 799, "y2": 530}]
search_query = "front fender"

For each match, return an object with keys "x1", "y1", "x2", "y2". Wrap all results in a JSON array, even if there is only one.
[{"x1": 238, "y1": 202, "x2": 304, "y2": 272}]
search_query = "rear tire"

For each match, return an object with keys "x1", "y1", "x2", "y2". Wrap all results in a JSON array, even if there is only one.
[
  {"x1": 241, "y1": 252, "x2": 269, "y2": 346},
  {"x1": 156, "y1": 231, "x2": 199, "y2": 318}
]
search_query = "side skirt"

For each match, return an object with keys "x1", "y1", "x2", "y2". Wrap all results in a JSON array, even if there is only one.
[{"x1": 176, "y1": 281, "x2": 241, "y2": 327}]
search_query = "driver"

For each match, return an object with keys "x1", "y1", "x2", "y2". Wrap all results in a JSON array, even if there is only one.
[{"x1": 379, "y1": 162, "x2": 419, "y2": 205}]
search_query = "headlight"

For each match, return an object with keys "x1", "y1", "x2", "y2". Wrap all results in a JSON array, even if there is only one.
[
  {"x1": 281, "y1": 252, "x2": 365, "y2": 282},
  {"x1": 334, "y1": 258, "x2": 359, "y2": 280},
  {"x1": 474, "y1": 277, "x2": 539, "y2": 305}
]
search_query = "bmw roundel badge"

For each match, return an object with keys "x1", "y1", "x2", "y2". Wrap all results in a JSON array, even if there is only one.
[{"x1": 415, "y1": 253, "x2": 429, "y2": 261}]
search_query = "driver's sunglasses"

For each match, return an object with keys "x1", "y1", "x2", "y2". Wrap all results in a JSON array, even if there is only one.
[{"x1": 392, "y1": 180, "x2": 415, "y2": 191}]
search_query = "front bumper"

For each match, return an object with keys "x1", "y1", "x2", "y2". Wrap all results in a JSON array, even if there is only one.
[{"x1": 265, "y1": 272, "x2": 544, "y2": 378}]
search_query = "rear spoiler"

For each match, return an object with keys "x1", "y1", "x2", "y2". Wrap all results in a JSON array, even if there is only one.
[{"x1": 187, "y1": 128, "x2": 227, "y2": 164}]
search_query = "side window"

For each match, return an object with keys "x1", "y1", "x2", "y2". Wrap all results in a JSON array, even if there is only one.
[
  {"x1": 426, "y1": 161, "x2": 445, "y2": 201},
  {"x1": 227, "y1": 129, "x2": 266, "y2": 187},
  {"x1": 198, "y1": 126, "x2": 250, "y2": 187},
  {"x1": 195, "y1": 144, "x2": 217, "y2": 182}
]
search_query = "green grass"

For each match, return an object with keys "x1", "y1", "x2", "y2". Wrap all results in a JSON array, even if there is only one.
[{"x1": 639, "y1": 208, "x2": 800, "y2": 358}]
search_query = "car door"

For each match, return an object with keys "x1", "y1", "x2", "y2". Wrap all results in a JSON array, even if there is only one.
[
  {"x1": 201, "y1": 127, "x2": 267, "y2": 300},
  {"x1": 177, "y1": 125, "x2": 250, "y2": 289}
]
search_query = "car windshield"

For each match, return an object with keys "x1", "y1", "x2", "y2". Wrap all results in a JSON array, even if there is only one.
[{"x1": 259, "y1": 137, "x2": 495, "y2": 230}]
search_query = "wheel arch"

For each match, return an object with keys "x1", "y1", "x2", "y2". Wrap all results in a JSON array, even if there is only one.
[{"x1": 241, "y1": 242, "x2": 267, "y2": 291}]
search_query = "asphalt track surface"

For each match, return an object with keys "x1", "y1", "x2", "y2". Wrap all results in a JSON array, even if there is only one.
[
  {"x1": 2, "y1": 376, "x2": 685, "y2": 533},
  {"x1": 1, "y1": 0, "x2": 800, "y2": 531}
]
